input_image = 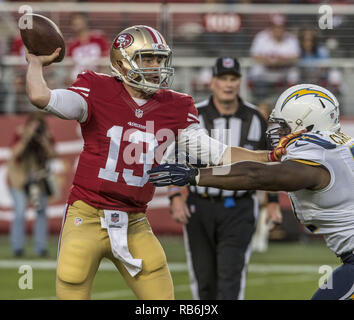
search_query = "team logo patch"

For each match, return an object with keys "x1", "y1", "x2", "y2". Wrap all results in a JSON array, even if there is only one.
[
  {"x1": 111, "y1": 213, "x2": 120, "y2": 223},
  {"x1": 74, "y1": 217, "x2": 82, "y2": 226},
  {"x1": 281, "y1": 88, "x2": 336, "y2": 111},
  {"x1": 113, "y1": 33, "x2": 134, "y2": 49},
  {"x1": 135, "y1": 109, "x2": 144, "y2": 118},
  {"x1": 152, "y1": 43, "x2": 168, "y2": 50},
  {"x1": 222, "y1": 58, "x2": 234, "y2": 68}
]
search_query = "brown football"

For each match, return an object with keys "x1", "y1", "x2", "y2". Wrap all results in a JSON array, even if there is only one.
[{"x1": 19, "y1": 13, "x2": 65, "y2": 63}]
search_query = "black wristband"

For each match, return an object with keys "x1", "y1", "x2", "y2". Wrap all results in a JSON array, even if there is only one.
[
  {"x1": 267, "y1": 193, "x2": 279, "y2": 203},
  {"x1": 168, "y1": 192, "x2": 182, "y2": 202}
]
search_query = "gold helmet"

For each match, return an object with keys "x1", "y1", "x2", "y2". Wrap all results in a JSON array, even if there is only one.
[{"x1": 110, "y1": 25, "x2": 174, "y2": 94}]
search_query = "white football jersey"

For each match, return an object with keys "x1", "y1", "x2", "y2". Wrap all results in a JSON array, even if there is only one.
[{"x1": 282, "y1": 131, "x2": 354, "y2": 256}]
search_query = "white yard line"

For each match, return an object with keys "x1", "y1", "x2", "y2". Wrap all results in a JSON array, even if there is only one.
[
  {"x1": 246, "y1": 274, "x2": 317, "y2": 286},
  {"x1": 0, "y1": 259, "x2": 339, "y2": 273},
  {"x1": 28, "y1": 284, "x2": 191, "y2": 300},
  {"x1": 26, "y1": 276, "x2": 318, "y2": 300}
]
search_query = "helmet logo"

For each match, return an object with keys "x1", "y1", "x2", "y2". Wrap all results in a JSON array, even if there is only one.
[
  {"x1": 113, "y1": 33, "x2": 134, "y2": 49},
  {"x1": 152, "y1": 43, "x2": 168, "y2": 50},
  {"x1": 281, "y1": 88, "x2": 336, "y2": 111}
]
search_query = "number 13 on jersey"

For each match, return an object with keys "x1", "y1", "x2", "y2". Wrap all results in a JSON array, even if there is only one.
[{"x1": 98, "y1": 125, "x2": 158, "y2": 187}]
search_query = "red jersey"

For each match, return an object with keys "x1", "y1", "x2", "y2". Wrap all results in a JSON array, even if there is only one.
[
  {"x1": 67, "y1": 31, "x2": 109, "y2": 80},
  {"x1": 67, "y1": 71, "x2": 199, "y2": 213},
  {"x1": 67, "y1": 31, "x2": 109, "y2": 58}
]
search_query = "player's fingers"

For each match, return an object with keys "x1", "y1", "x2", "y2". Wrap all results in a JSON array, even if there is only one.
[
  {"x1": 274, "y1": 147, "x2": 286, "y2": 158},
  {"x1": 274, "y1": 211, "x2": 283, "y2": 224},
  {"x1": 147, "y1": 166, "x2": 169, "y2": 174},
  {"x1": 182, "y1": 206, "x2": 191, "y2": 219},
  {"x1": 293, "y1": 128, "x2": 307, "y2": 136},
  {"x1": 179, "y1": 216, "x2": 188, "y2": 224},
  {"x1": 52, "y1": 47, "x2": 61, "y2": 58},
  {"x1": 24, "y1": 47, "x2": 29, "y2": 59},
  {"x1": 48, "y1": 48, "x2": 61, "y2": 61},
  {"x1": 185, "y1": 208, "x2": 191, "y2": 218},
  {"x1": 148, "y1": 172, "x2": 170, "y2": 183},
  {"x1": 24, "y1": 48, "x2": 36, "y2": 63},
  {"x1": 41, "y1": 48, "x2": 62, "y2": 66},
  {"x1": 172, "y1": 210, "x2": 187, "y2": 224},
  {"x1": 279, "y1": 128, "x2": 307, "y2": 146}
]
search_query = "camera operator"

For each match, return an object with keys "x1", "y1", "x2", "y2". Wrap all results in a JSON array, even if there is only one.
[{"x1": 7, "y1": 111, "x2": 57, "y2": 257}]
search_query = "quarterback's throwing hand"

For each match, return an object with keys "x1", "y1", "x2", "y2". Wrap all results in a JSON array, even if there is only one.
[
  {"x1": 148, "y1": 164, "x2": 200, "y2": 187},
  {"x1": 268, "y1": 129, "x2": 307, "y2": 162}
]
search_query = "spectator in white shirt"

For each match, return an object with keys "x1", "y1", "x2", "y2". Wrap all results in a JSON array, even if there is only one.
[{"x1": 249, "y1": 14, "x2": 300, "y2": 102}]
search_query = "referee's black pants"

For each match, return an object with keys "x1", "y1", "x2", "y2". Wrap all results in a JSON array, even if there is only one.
[{"x1": 184, "y1": 193, "x2": 258, "y2": 300}]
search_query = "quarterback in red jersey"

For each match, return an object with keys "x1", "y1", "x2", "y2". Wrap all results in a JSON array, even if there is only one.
[{"x1": 25, "y1": 25, "x2": 279, "y2": 300}]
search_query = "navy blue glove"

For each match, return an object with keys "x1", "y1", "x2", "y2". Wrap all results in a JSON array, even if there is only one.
[{"x1": 147, "y1": 164, "x2": 199, "y2": 187}]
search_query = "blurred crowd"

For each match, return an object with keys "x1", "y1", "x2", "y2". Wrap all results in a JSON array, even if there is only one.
[{"x1": 0, "y1": 2, "x2": 352, "y2": 114}]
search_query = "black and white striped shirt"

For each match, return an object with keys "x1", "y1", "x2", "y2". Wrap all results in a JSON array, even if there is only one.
[{"x1": 189, "y1": 95, "x2": 268, "y2": 198}]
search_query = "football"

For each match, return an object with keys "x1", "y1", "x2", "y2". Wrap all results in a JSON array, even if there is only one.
[{"x1": 19, "y1": 13, "x2": 66, "y2": 63}]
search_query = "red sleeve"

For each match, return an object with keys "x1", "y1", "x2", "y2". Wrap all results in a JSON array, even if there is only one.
[
  {"x1": 67, "y1": 72, "x2": 91, "y2": 104},
  {"x1": 181, "y1": 95, "x2": 200, "y2": 130}
]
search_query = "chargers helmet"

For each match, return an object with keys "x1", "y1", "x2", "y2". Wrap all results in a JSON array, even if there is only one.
[
  {"x1": 267, "y1": 84, "x2": 340, "y2": 147},
  {"x1": 110, "y1": 25, "x2": 174, "y2": 95}
]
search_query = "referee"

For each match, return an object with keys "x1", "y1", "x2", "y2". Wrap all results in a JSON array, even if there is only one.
[{"x1": 169, "y1": 57, "x2": 282, "y2": 300}]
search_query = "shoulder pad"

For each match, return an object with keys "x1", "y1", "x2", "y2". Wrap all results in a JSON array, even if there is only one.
[
  {"x1": 283, "y1": 133, "x2": 335, "y2": 164},
  {"x1": 286, "y1": 133, "x2": 336, "y2": 150},
  {"x1": 157, "y1": 89, "x2": 193, "y2": 105}
]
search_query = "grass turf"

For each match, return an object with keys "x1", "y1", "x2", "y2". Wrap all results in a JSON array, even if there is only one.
[{"x1": 0, "y1": 234, "x2": 340, "y2": 300}]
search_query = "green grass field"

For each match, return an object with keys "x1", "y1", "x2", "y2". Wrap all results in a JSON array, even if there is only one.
[{"x1": 0, "y1": 234, "x2": 341, "y2": 300}]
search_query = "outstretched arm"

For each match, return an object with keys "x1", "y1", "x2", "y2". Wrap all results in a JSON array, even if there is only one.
[
  {"x1": 199, "y1": 160, "x2": 330, "y2": 192},
  {"x1": 25, "y1": 48, "x2": 88, "y2": 122},
  {"x1": 148, "y1": 160, "x2": 330, "y2": 192},
  {"x1": 220, "y1": 130, "x2": 307, "y2": 164},
  {"x1": 220, "y1": 146, "x2": 269, "y2": 164},
  {"x1": 25, "y1": 48, "x2": 61, "y2": 108}
]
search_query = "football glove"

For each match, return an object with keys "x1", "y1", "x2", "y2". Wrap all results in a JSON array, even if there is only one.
[
  {"x1": 148, "y1": 164, "x2": 200, "y2": 187},
  {"x1": 268, "y1": 129, "x2": 307, "y2": 162}
]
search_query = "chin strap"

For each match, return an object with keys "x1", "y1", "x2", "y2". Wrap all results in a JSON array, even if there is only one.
[{"x1": 110, "y1": 63, "x2": 158, "y2": 95}]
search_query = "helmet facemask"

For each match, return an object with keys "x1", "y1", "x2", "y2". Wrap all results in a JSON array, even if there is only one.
[
  {"x1": 111, "y1": 48, "x2": 174, "y2": 95},
  {"x1": 266, "y1": 117, "x2": 292, "y2": 148},
  {"x1": 127, "y1": 50, "x2": 174, "y2": 93}
]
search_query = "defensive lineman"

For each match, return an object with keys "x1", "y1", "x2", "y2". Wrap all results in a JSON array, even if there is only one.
[{"x1": 149, "y1": 84, "x2": 354, "y2": 300}]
